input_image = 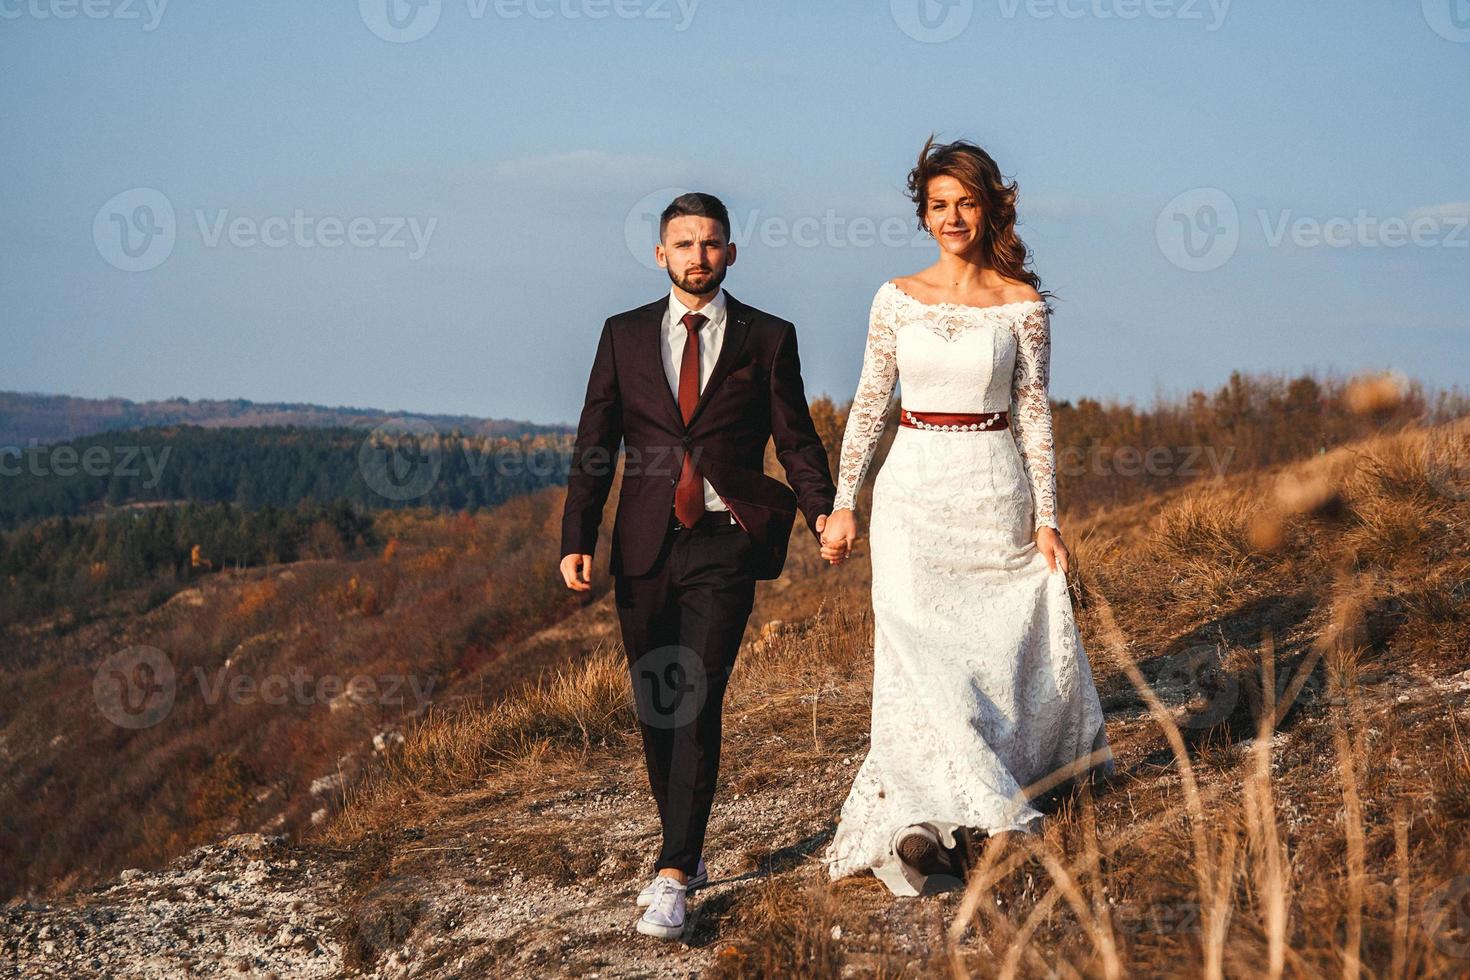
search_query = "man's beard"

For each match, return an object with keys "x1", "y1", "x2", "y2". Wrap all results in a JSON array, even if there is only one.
[{"x1": 667, "y1": 263, "x2": 727, "y2": 296}]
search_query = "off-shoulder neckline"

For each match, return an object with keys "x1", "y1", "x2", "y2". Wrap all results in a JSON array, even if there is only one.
[{"x1": 883, "y1": 279, "x2": 1045, "y2": 314}]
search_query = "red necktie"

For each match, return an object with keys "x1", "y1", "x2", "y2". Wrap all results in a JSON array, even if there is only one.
[{"x1": 674, "y1": 312, "x2": 708, "y2": 527}]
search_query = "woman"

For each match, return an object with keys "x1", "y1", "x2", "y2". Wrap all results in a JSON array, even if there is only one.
[{"x1": 819, "y1": 136, "x2": 1112, "y2": 896}]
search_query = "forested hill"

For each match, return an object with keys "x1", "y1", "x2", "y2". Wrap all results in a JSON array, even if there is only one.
[
  {"x1": 0, "y1": 390, "x2": 569, "y2": 447},
  {"x1": 0, "y1": 424, "x2": 574, "y2": 530}
]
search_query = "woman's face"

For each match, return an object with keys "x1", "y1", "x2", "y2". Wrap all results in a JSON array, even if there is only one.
[{"x1": 924, "y1": 174, "x2": 983, "y2": 256}]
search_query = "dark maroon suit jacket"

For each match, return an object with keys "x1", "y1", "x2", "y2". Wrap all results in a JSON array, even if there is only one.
[{"x1": 560, "y1": 292, "x2": 836, "y2": 580}]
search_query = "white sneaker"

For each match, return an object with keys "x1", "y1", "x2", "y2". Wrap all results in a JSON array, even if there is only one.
[
  {"x1": 636, "y1": 858, "x2": 707, "y2": 907},
  {"x1": 636, "y1": 876, "x2": 687, "y2": 940}
]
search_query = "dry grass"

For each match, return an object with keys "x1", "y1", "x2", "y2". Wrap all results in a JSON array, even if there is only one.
[{"x1": 329, "y1": 416, "x2": 1470, "y2": 977}]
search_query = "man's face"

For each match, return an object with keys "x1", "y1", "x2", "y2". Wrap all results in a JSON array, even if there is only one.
[{"x1": 656, "y1": 215, "x2": 735, "y2": 296}]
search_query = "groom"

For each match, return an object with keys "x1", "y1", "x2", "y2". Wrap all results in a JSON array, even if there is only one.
[{"x1": 559, "y1": 192, "x2": 836, "y2": 939}]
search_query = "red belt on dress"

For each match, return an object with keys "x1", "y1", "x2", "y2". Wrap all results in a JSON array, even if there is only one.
[{"x1": 898, "y1": 407, "x2": 1009, "y2": 431}]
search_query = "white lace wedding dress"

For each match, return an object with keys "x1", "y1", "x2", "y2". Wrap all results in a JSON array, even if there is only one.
[{"x1": 822, "y1": 281, "x2": 1112, "y2": 896}]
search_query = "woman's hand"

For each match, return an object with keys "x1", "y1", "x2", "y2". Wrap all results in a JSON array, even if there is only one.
[
  {"x1": 820, "y1": 508, "x2": 858, "y2": 565},
  {"x1": 1036, "y1": 526, "x2": 1069, "y2": 574}
]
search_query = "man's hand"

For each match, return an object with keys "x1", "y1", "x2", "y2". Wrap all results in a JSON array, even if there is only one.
[
  {"x1": 819, "y1": 509, "x2": 857, "y2": 565},
  {"x1": 1036, "y1": 526, "x2": 1070, "y2": 574},
  {"x1": 560, "y1": 553, "x2": 593, "y2": 591}
]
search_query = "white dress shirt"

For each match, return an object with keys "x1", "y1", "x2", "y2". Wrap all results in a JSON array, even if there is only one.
[{"x1": 661, "y1": 287, "x2": 729, "y2": 513}]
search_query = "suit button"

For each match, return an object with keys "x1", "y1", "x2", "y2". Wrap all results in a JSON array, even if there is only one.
[
  {"x1": 681, "y1": 436, "x2": 691, "y2": 446},
  {"x1": 669, "y1": 478, "x2": 676, "y2": 486}
]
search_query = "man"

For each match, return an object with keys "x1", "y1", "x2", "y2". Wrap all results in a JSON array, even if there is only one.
[{"x1": 559, "y1": 192, "x2": 836, "y2": 939}]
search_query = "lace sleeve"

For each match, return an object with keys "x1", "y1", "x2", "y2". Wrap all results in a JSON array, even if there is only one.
[
  {"x1": 833, "y1": 288, "x2": 899, "y2": 513},
  {"x1": 1011, "y1": 304, "x2": 1059, "y2": 532}
]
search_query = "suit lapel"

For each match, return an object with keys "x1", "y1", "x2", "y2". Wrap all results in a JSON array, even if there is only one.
[
  {"x1": 638, "y1": 298, "x2": 686, "y2": 432},
  {"x1": 643, "y1": 290, "x2": 753, "y2": 432},
  {"x1": 689, "y1": 291, "x2": 751, "y2": 429}
]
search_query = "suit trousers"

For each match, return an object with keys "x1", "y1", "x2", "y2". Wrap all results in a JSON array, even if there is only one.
[{"x1": 613, "y1": 510, "x2": 758, "y2": 876}]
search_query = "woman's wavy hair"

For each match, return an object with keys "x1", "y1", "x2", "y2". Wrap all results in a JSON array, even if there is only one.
[{"x1": 906, "y1": 134, "x2": 1055, "y2": 308}]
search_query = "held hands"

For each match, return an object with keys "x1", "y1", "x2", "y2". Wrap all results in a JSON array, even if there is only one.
[
  {"x1": 560, "y1": 553, "x2": 593, "y2": 591},
  {"x1": 818, "y1": 509, "x2": 857, "y2": 565},
  {"x1": 1036, "y1": 526, "x2": 1070, "y2": 575}
]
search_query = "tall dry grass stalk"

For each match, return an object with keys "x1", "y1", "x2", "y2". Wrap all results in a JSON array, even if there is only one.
[
  {"x1": 944, "y1": 558, "x2": 1395, "y2": 978},
  {"x1": 1089, "y1": 592, "x2": 1229, "y2": 980},
  {"x1": 1242, "y1": 630, "x2": 1289, "y2": 980}
]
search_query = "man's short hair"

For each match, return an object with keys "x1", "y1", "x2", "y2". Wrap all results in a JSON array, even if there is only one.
[{"x1": 659, "y1": 192, "x2": 732, "y2": 243}]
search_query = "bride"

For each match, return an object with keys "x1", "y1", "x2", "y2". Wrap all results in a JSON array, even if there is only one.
[{"x1": 819, "y1": 136, "x2": 1112, "y2": 896}]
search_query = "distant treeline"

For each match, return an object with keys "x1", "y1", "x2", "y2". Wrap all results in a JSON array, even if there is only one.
[
  {"x1": 1043, "y1": 371, "x2": 1470, "y2": 517},
  {"x1": 0, "y1": 499, "x2": 378, "y2": 631},
  {"x1": 831, "y1": 369, "x2": 1470, "y2": 522},
  {"x1": 0, "y1": 425, "x2": 575, "y2": 530},
  {"x1": 0, "y1": 389, "x2": 570, "y2": 447}
]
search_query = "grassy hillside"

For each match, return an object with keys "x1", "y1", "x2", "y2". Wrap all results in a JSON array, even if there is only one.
[
  {"x1": 3, "y1": 369, "x2": 1467, "y2": 978},
  {"x1": 323, "y1": 416, "x2": 1470, "y2": 977}
]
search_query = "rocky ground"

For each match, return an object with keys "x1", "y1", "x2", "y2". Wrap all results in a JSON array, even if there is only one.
[
  {"x1": 7, "y1": 658, "x2": 1470, "y2": 978},
  {"x1": 2, "y1": 763, "x2": 932, "y2": 978}
]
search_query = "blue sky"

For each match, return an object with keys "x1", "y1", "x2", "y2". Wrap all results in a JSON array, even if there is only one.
[{"x1": 3, "y1": 0, "x2": 1466, "y2": 427}]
